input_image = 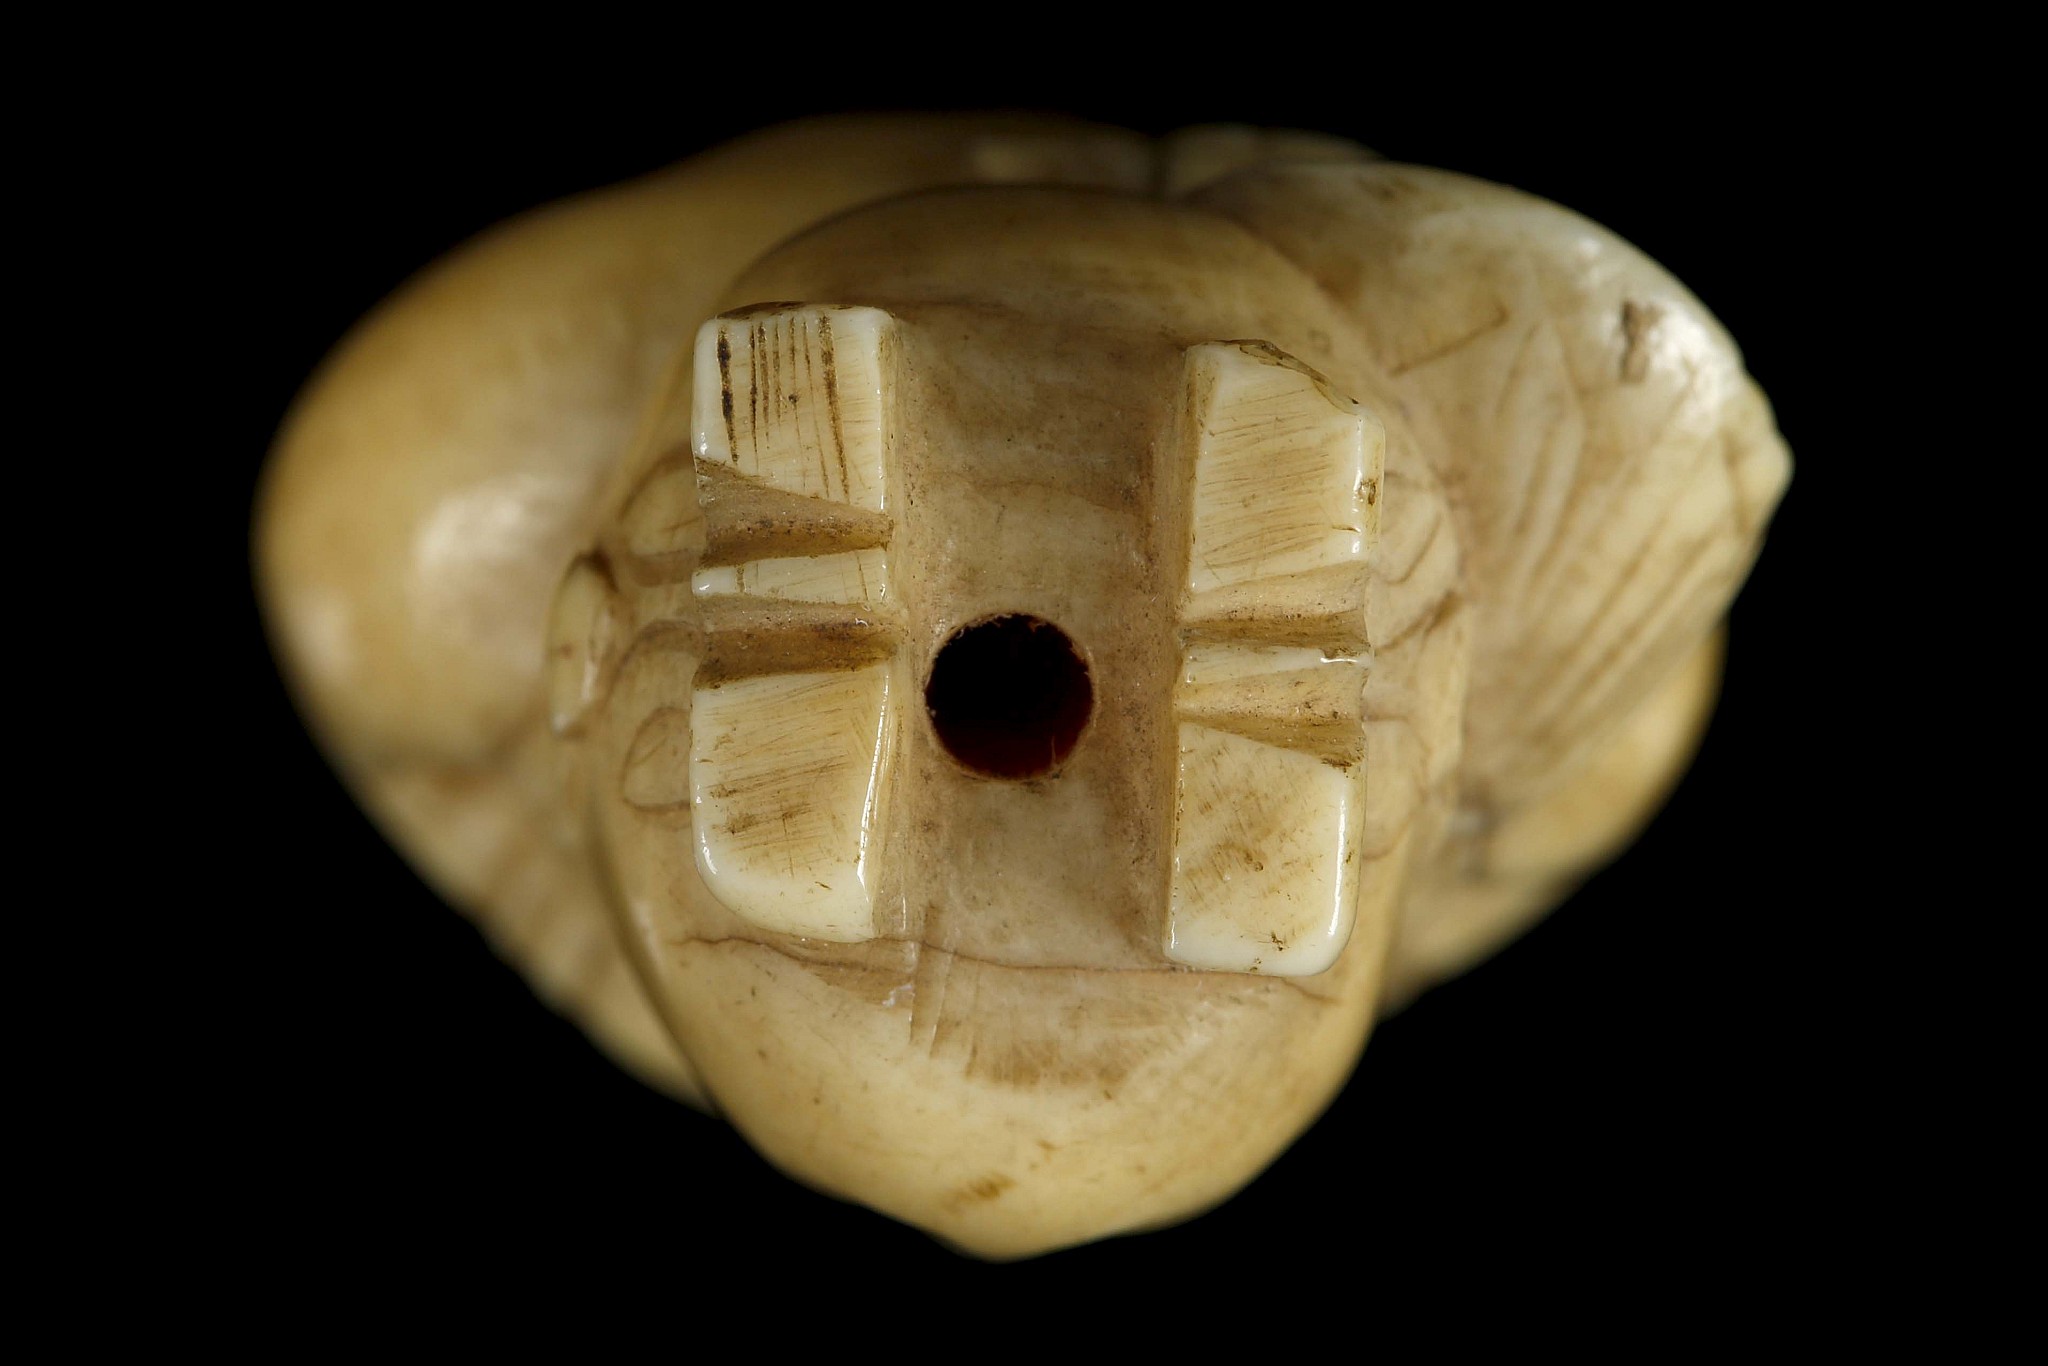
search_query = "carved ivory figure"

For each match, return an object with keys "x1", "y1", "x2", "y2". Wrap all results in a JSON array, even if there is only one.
[{"x1": 255, "y1": 116, "x2": 1790, "y2": 1257}]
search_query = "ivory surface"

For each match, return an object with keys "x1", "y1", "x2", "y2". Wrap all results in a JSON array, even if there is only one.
[{"x1": 255, "y1": 115, "x2": 1789, "y2": 1257}]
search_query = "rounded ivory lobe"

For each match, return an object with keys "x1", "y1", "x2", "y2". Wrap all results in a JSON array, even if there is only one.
[
  {"x1": 924, "y1": 614, "x2": 1094, "y2": 780},
  {"x1": 1156, "y1": 124, "x2": 1377, "y2": 199},
  {"x1": 544, "y1": 556, "x2": 618, "y2": 736},
  {"x1": 616, "y1": 457, "x2": 705, "y2": 584}
]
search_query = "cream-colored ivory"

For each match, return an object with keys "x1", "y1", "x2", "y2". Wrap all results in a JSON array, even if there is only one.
[
  {"x1": 545, "y1": 555, "x2": 618, "y2": 736},
  {"x1": 691, "y1": 550, "x2": 891, "y2": 605},
  {"x1": 1166, "y1": 723, "x2": 1365, "y2": 975},
  {"x1": 689, "y1": 666, "x2": 898, "y2": 942},
  {"x1": 1179, "y1": 341, "x2": 1382, "y2": 601},
  {"x1": 691, "y1": 305, "x2": 896, "y2": 510},
  {"x1": 1165, "y1": 341, "x2": 1381, "y2": 976},
  {"x1": 680, "y1": 303, "x2": 908, "y2": 940},
  {"x1": 255, "y1": 115, "x2": 1789, "y2": 1258}
]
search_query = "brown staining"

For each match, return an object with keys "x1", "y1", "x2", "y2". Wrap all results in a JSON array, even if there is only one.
[
  {"x1": 945, "y1": 1173, "x2": 1017, "y2": 1209},
  {"x1": 580, "y1": 548, "x2": 620, "y2": 595},
  {"x1": 716, "y1": 331, "x2": 736, "y2": 455},
  {"x1": 1170, "y1": 729, "x2": 1337, "y2": 910},
  {"x1": 1173, "y1": 664, "x2": 1368, "y2": 766},
  {"x1": 686, "y1": 665, "x2": 893, "y2": 930},
  {"x1": 620, "y1": 707, "x2": 693, "y2": 811},
  {"x1": 955, "y1": 1017, "x2": 1139, "y2": 1091},
  {"x1": 788, "y1": 312, "x2": 831, "y2": 498},
  {"x1": 694, "y1": 598, "x2": 899, "y2": 684},
  {"x1": 707, "y1": 793, "x2": 832, "y2": 856},
  {"x1": 695, "y1": 463, "x2": 893, "y2": 568},
  {"x1": 817, "y1": 312, "x2": 852, "y2": 503},
  {"x1": 747, "y1": 320, "x2": 761, "y2": 454},
  {"x1": 1619, "y1": 299, "x2": 1665, "y2": 384},
  {"x1": 701, "y1": 305, "x2": 889, "y2": 510},
  {"x1": 1179, "y1": 562, "x2": 1371, "y2": 654},
  {"x1": 1215, "y1": 843, "x2": 1269, "y2": 876},
  {"x1": 667, "y1": 934, "x2": 916, "y2": 1008},
  {"x1": 891, "y1": 935, "x2": 1316, "y2": 1089},
  {"x1": 716, "y1": 300, "x2": 810, "y2": 320}
]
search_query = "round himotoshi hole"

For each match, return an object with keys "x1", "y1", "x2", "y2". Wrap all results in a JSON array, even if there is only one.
[{"x1": 925, "y1": 614, "x2": 1093, "y2": 780}]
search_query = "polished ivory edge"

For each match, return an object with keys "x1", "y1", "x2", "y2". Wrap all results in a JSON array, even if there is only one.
[{"x1": 1166, "y1": 341, "x2": 1381, "y2": 975}]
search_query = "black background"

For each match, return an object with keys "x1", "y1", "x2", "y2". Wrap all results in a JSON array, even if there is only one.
[{"x1": 220, "y1": 59, "x2": 1875, "y2": 1290}]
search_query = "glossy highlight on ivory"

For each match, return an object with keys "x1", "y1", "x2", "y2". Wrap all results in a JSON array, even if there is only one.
[{"x1": 254, "y1": 115, "x2": 1791, "y2": 1258}]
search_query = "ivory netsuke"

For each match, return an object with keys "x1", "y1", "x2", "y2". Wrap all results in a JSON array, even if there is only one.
[{"x1": 256, "y1": 116, "x2": 1790, "y2": 1257}]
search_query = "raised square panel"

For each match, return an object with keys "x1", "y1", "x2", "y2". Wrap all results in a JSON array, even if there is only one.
[
  {"x1": 1165, "y1": 722, "x2": 1364, "y2": 976},
  {"x1": 1183, "y1": 341, "x2": 1383, "y2": 602},
  {"x1": 689, "y1": 665, "x2": 896, "y2": 942},
  {"x1": 692, "y1": 305, "x2": 895, "y2": 512}
]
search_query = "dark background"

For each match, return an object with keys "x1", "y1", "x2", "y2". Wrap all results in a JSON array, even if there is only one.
[{"x1": 222, "y1": 63, "x2": 1870, "y2": 1286}]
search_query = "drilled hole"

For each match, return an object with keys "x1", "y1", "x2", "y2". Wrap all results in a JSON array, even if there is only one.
[{"x1": 926, "y1": 614, "x2": 1093, "y2": 780}]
